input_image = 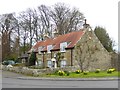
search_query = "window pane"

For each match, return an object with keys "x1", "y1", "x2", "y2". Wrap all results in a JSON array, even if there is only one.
[
  {"x1": 47, "y1": 45, "x2": 53, "y2": 53},
  {"x1": 61, "y1": 60, "x2": 66, "y2": 67},
  {"x1": 60, "y1": 42, "x2": 67, "y2": 52},
  {"x1": 47, "y1": 60, "x2": 52, "y2": 67}
]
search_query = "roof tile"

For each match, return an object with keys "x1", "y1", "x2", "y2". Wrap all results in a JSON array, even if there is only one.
[{"x1": 30, "y1": 30, "x2": 85, "y2": 52}]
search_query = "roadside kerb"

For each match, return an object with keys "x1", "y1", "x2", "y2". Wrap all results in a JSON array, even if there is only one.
[{"x1": 16, "y1": 77, "x2": 119, "y2": 81}]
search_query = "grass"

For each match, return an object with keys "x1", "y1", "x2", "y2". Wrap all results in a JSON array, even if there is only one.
[{"x1": 39, "y1": 71, "x2": 119, "y2": 78}]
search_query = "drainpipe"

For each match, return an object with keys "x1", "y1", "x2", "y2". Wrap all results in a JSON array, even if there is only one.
[
  {"x1": 51, "y1": 51, "x2": 52, "y2": 59},
  {"x1": 71, "y1": 49, "x2": 73, "y2": 66},
  {"x1": 43, "y1": 52, "x2": 45, "y2": 68}
]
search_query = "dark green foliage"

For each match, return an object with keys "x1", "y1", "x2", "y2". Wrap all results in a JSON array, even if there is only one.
[
  {"x1": 29, "y1": 52, "x2": 36, "y2": 66},
  {"x1": 64, "y1": 70, "x2": 70, "y2": 76},
  {"x1": 95, "y1": 69, "x2": 100, "y2": 73},
  {"x1": 75, "y1": 70, "x2": 81, "y2": 74},
  {"x1": 56, "y1": 52, "x2": 63, "y2": 67},
  {"x1": 94, "y1": 26, "x2": 114, "y2": 52}
]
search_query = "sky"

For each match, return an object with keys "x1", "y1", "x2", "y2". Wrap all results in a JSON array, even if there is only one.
[{"x1": 0, "y1": 0, "x2": 119, "y2": 51}]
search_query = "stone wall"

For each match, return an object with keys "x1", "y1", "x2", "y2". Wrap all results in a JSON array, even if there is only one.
[
  {"x1": 1, "y1": 65, "x2": 47, "y2": 76},
  {"x1": 36, "y1": 49, "x2": 73, "y2": 68},
  {"x1": 74, "y1": 30, "x2": 111, "y2": 71},
  {"x1": 1, "y1": 64, "x2": 80, "y2": 77},
  {"x1": 0, "y1": 37, "x2": 2, "y2": 62}
]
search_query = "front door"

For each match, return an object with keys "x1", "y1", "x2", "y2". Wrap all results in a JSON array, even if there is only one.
[{"x1": 51, "y1": 58, "x2": 57, "y2": 68}]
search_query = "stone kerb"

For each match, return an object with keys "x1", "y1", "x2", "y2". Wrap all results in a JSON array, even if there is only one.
[
  {"x1": 1, "y1": 65, "x2": 79, "y2": 76},
  {"x1": 1, "y1": 65, "x2": 47, "y2": 76}
]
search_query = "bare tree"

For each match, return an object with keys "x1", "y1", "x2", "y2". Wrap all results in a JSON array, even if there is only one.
[
  {"x1": 37, "y1": 5, "x2": 53, "y2": 39},
  {"x1": 18, "y1": 8, "x2": 40, "y2": 51},
  {"x1": 0, "y1": 13, "x2": 18, "y2": 60},
  {"x1": 50, "y1": 3, "x2": 85, "y2": 35}
]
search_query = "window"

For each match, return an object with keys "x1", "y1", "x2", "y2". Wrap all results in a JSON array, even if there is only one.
[
  {"x1": 47, "y1": 60, "x2": 52, "y2": 68},
  {"x1": 38, "y1": 60, "x2": 43, "y2": 66},
  {"x1": 60, "y1": 60, "x2": 66, "y2": 67},
  {"x1": 60, "y1": 42, "x2": 67, "y2": 52},
  {"x1": 38, "y1": 46, "x2": 44, "y2": 54},
  {"x1": 47, "y1": 45, "x2": 53, "y2": 53}
]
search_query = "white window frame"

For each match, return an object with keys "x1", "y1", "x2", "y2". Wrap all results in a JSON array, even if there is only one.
[
  {"x1": 38, "y1": 47, "x2": 42, "y2": 54},
  {"x1": 38, "y1": 46, "x2": 44, "y2": 54},
  {"x1": 47, "y1": 45, "x2": 53, "y2": 53},
  {"x1": 60, "y1": 42, "x2": 67, "y2": 52},
  {"x1": 37, "y1": 60, "x2": 43, "y2": 66},
  {"x1": 60, "y1": 60, "x2": 67, "y2": 67},
  {"x1": 47, "y1": 60, "x2": 52, "y2": 68}
]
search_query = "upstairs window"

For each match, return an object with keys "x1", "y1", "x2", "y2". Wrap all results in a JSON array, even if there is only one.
[
  {"x1": 38, "y1": 46, "x2": 44, "y2": 54},
  {"x1": 47, "y1": 45, "x2": 53, "y2": 53},
  {"x1": 60, "y1": 42, "x2": 67, "y2": 52}
]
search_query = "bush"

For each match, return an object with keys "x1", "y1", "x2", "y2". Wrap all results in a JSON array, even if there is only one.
[
  {"x1": 83, "y1": 71, "x2": 89, "y2": 75},
  {"x1": 75, "y1": 70, "x2": 81, "y2": 74},
  {"x1": 54, "y1": 70, "x2": 59, "y2": 75},
  {"x1": 107, "y1": 68, "x2": 116, "y2": 74},
  {"x1": 58, "y1": 70, "x2": 65, "y2": 76},
  {"x1": 13, "y1": 63, "x2": 25, "y2": 67},
  {"x1": 64, "y1": 70, "x2": 70, "y2": 76},
  {"x1": 28, "y1": 65, "x2": 43, "y2": 69},
  {"x1": 29, "y1": 52, "x2": 36, "y2": 66},
  {"x1": 95, "y1": 69, "x2": 101, "y2": 73}
]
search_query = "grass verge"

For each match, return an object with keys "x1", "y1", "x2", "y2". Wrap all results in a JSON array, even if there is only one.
[{"x1": 38, "y1": 71, "x2": 119, "y2": 78}]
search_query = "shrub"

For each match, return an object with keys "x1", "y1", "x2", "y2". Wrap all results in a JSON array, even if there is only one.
[
  {"x1": 107, "y1": 68, "x2": 116, "y2": 74},
  {"x1": 95, "y1": 69, "x2": 101, "y2": 73},
  {"x1": 107, "y1": 69, "x2": 112, "y2": 73},
  {"x1": 58, "y1": 70, "x2": 65, "y2": 76},
  {"x1": 28, "y1": 65, "x2": 43, "y2": 69},
  {"x1": 110, "y1": 68, "x2": 116, "y2": 72},
  {"x1": 75, "y1": 70, "x2": 81, "y2": 74},
  {"x1": 13, "y1": 63, "x2": 25, "y2": 67},
  {"x1": 64, "y1": 70, "x2": 70, "y2": 76},
  {"x1": 83, "y1": 71, "x2": 89, "y2": 75},
  {"x1": 54, "y1": 70, "x2": 59, "y2": 75}
]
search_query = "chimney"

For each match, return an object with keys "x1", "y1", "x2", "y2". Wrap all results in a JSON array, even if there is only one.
[
  {"x1": 83, "y1": 19, "x2": 90, "y2": 29},
  {"x1": 43, "y1": 33, "x2": 50, "y2": 40},
  {"x1": 52, "y1": 29, "x2": 59, "y2": 38}
]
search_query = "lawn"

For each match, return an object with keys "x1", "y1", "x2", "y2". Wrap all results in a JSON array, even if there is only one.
[{"x1": 39, "y1": 71, "x2": 119, "y2": 78}]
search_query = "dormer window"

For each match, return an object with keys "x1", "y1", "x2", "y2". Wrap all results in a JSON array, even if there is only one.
[
  {"x1": 38, "y1": 46, "x2": 44, "y2": 54},
  {"x1": 60, "y1": 42, "x2": 67, "y2": 52},
  {"x1": 47, "y1": 45, "x2": 53, "y2": 53}
]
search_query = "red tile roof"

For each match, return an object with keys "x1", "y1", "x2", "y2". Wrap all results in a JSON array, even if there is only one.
[{"x1": 30, "y1": 30, "x2": 85, "y2": 52}]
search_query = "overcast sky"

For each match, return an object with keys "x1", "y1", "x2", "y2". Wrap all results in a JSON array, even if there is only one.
[{"x1": 0, "y1": 0, "x2": 119, "y2": 50}]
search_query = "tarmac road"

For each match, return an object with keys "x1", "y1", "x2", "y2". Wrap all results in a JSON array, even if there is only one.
[{"x1": 1, "y1": 70, "x2": 119, "y2": 88}]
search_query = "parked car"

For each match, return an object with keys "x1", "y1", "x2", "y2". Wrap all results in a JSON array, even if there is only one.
[{"x1": 2, "y1": 60, "x2": 15, "y2": 65}]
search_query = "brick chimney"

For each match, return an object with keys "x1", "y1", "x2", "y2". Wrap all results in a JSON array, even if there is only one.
[
  {"x1": 43, "y1": 33, "x2": 50, "y2": 40},
  {"x1": 83, "y1": 19, "x2": 90, "y2": 29},
  {"x1": 52, "y1": 29, "x2": 59, "y2": 38}
]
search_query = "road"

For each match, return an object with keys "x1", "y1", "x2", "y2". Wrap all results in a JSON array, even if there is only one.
[{"x1": 1, "y1": 70, "x2": 119, "y2": 88}]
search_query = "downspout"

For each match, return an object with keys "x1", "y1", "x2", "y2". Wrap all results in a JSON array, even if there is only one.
[
  {"x1": 71, "y1": 48, "x2": 73, "y2": 66},
  {"x1": 43, "y1": 52, "x2": 45, "y2": 68},
  {"x1": 51, "y1": 51, "x2": 52, "y2": 59}
]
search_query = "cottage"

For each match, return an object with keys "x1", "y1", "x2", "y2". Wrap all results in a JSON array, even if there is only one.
[{"x1": 29, "y1": 22, "x2": 111, "y2": 71}]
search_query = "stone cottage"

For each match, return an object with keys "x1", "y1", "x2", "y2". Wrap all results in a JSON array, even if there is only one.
[{"x1": 29, "y1": 22, "x2": 111, "y2": 71}]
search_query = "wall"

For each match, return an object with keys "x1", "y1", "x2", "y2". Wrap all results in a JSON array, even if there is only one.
[
  {"x1": 74, "y1": 29, "x2": 111, "y2": 71},
  {"x1": 36, "y1": 49, "x2": 73, "y2": 68},
  {"x1": 0, "y1": 37, "x2": 2, "y2": 62}
]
